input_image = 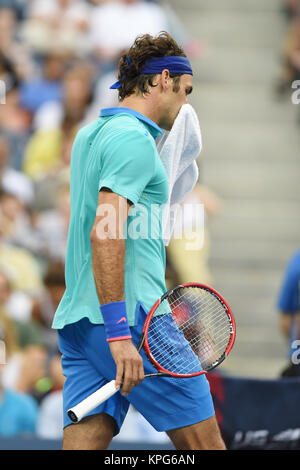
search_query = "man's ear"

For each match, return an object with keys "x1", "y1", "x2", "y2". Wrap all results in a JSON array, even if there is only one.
[{"x1": 160, "y1": 69, "x2": 171, "y2": 90}]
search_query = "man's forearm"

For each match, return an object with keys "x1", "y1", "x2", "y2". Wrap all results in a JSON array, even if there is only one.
[
  {"x1": 91, "y1": 236, "x2": 125, "y2": 305},
  {"x1": 91, "y1": 190, "x2": 130, "y2": 306}
]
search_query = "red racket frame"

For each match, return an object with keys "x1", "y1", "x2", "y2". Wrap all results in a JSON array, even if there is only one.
[{"x1": 142, "y1": 282, "x2": 236, "y2": 378}]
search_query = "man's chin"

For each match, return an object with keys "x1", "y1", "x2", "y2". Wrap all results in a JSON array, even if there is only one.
[
  {"x1": 159, "y1": 110, "x2": 181, "y2": 131},
  {"x1": 167, "y1": 107, "x2": 182, "y2": 130},
  {"x1": 160, "y1": 118, "x2": 175, "y2": 132}
]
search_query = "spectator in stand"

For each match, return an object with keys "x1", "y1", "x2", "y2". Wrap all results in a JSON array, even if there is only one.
[
  {"x1": 36, "y1": 355, "x2": 65, "y2": 439},
  {"x1": 22, "y1": 0, "x2": 91, "y2": 57},
  {"x1": 89, "y1": 0, "x2": 184, "y2": 72},
  {"x1": 281, "y1": 0, "x2": 300, "y2": 21},
  {"x1": 0, "y1": 270, "x2": 39, "y2": 346},
  {"x1": 20, "y1": 54, "x2": 65, "y2": 115},
  {"x1": 34, "y1": 183, "x2": 70, "y2": 262},
  {"x1": 22, "y1": 115, "x2": 75, "y2": 182},
  {"x1": 0, "y1": 54, "x2": 32, "y2": 171},
  {"x1": 1, "y1": 343, "x2": 48, "y2": 402},
  {"x1": 0, "y1": 0, "x2": 27, "y2": 22},
  {"x1": 0, "y1": 364, "x2": 38, "y2": 437},
  {"x1": 32, "y1": 261, "x2": 66, "y2": 354},
  {"x1": 0, "y1": 296, "x2": 48, "y2": 401},
  {"x1": 0, "y1": 135, "x2": 34, "y2": 207},
  {"x1": 277, "y1": 248, "x2": 300, "y2": 377},
  {"x1": 0, "y1": 270, "x2": 32, "y2": 324},
  {"x1": 34, "y1": 63, "x2": 94, "y2": 131},
  {"x1": 0, "y1": 213, "x2": 43, "y2": 296},
  {"x1": 0, "y1": 5, "x2": 34, "y2": 81},
  {"x1": 0, "y1": 189, "x2": 47, "y2": 260},
  {"x1": 23, "y1": 65, "x2": 93, "y2": 183},
  {"x1": 0, "y1": 309, "x2": 40, "y2": 436},
  {"x1": 0, "y1": 52, "x2": 19, "y2": 96}
]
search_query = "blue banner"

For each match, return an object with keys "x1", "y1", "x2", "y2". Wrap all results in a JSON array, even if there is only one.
[{"x1": 208, "y1": 372, "x2": 300, "y2": 449}]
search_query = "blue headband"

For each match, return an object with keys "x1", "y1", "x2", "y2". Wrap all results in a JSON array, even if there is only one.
[{"x1": 110, "y1": 56, "x2": 193, "y2": 90}]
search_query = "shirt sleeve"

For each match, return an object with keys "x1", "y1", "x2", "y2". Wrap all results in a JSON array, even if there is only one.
[
  {"x1": 98, "y1": 128, "x2": 156, "y2": 205},
  {"x1": 277, "y1": 259, "x2": 300, "y2": 314}
]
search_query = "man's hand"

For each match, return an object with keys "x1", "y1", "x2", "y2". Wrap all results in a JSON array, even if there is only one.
[{"x1": 108, "y1": 339, "x2": 144, "y2": 396}]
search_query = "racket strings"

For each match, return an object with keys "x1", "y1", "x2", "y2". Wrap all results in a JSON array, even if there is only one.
[
  {"x1": 167, "y1": 289, "x2": 230, "y2": 345},
  {"x1": 146, "y1": 287, "x2": 232, "y2": 374}
]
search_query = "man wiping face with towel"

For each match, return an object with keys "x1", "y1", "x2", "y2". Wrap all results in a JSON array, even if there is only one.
[{"x1": 53, "y1": 32, "x2": 226, "y2": 451}]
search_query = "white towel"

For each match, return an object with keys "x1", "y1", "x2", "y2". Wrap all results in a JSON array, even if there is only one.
[{"x1": 156, "y1": 103, "x2": 202, "y2": 245}]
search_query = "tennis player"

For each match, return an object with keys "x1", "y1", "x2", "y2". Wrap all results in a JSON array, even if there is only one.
[{"x1": 52, "y1": 32, "x2": 226, "y2": 450}]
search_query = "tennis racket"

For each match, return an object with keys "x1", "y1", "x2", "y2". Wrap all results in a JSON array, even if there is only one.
[{"x1": 67, "y1": 282, "x2": 236, "y2": 423}]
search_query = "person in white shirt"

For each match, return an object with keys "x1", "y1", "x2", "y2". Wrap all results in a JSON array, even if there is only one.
[
  {"x1": 89, "y1": 0, "x2": 171, "y2": 66},
  {"x1": 22, "y1": 0, "x2": 91, "y2": 55}
]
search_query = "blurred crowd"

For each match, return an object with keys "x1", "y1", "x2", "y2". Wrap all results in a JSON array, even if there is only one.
[{"x1": 0, "y1": 0, "x2": 206, "y2": 442}]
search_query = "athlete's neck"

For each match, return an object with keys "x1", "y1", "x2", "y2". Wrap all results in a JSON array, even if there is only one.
[{"x1": 119, "y1": 95, "x2": 160, "y2": 127}]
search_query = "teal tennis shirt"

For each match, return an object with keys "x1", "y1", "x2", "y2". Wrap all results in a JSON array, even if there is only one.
[{"x1": 52, "y1": 107, "x2": 169, "y2": 329}]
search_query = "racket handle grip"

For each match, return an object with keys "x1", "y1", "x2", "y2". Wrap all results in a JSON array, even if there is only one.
[{"x1": 67, "y1": 380, "x2": 119, "y2": 423}]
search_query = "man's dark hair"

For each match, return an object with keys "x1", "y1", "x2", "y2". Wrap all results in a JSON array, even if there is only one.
[{"x1": 116, "y1": 31, "x2": 187, "y2": 100}]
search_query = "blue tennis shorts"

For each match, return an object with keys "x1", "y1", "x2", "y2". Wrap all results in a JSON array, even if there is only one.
[{"x1": 57, "y1": 304, "x2": 215, "y2": 434}]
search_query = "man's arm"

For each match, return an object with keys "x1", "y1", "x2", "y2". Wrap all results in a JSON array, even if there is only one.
[
  {"x1": 90, "y1": 188, "x2": 127, "y2": 305},
  {"x1": 90, "y1": 189, "x2": 144, "y2": 396}
]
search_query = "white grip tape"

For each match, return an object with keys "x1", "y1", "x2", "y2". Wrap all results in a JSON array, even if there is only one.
[{"x1": 67, "y1": 380, "x2": 119, "y2": 423}]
